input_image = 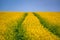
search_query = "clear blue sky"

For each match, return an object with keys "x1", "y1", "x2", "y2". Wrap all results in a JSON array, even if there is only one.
[{"x1": 0, "y1": 0, "x2": 60, "y2": 12}]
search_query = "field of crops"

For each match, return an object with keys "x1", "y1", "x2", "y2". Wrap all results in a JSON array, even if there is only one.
[{"x1": 0, "y1": 12, "x2": 60, "y2": 40}]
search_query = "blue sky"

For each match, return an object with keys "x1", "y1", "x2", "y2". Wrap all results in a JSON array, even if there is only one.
[{"x1": 0, "y1": 0, "x2": 60, "y2": 12}]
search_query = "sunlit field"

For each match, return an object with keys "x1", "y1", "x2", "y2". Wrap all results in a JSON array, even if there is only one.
[{"x1": 0, "y1": 12, "x2": 60, "y2": 40}]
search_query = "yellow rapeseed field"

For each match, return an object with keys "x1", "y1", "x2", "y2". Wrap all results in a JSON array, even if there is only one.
[{"x1": 0, "y1": 12, "x2": 60, "y2": 40}]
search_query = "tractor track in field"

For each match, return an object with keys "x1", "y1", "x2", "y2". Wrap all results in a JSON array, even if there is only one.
[{"x1": 33, "y1": 13, "x2": 60, "y2": 38}]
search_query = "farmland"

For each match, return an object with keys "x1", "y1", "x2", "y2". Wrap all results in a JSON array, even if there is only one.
[{"x1": 0, "y1": 12, "x2": 60, "y2": 40}]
